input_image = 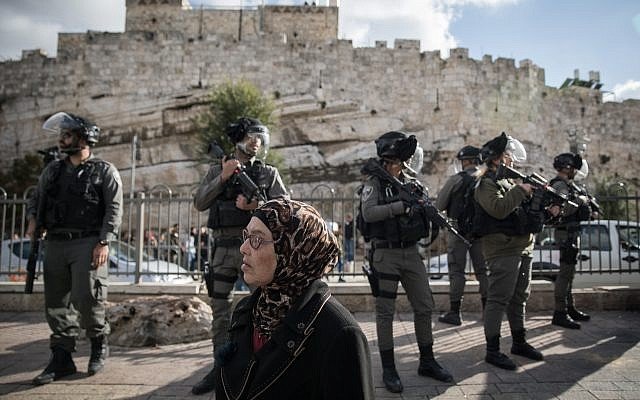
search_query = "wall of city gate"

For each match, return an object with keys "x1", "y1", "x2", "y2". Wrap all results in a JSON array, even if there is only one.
[{"x1": 0, "y1": 2, "x2": 639, "y2": 197}]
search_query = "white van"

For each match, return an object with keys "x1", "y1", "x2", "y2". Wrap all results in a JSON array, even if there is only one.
[{"x1": 532, "y1": 220, "x2": 640, "y2": 288}]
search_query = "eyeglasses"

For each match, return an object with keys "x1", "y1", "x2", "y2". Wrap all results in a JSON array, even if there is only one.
[{"x1": 242, "y1": 229, "x2": 274, "y2": 250}]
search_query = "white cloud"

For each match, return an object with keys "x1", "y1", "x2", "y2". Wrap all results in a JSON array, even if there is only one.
[
  {"x1": 609, "y1": 80, "x2": 640, "y2": 102},
  {"x1": 339, "y1": 0, "x2": 517, "y2": 56},
  {"x1": 0, "y1": 0, "x2": 124, "y2": 60}
]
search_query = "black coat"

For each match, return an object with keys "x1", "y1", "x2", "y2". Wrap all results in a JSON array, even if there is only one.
[{"x1": 215, "y1": 280, "x2": 374, "y2": 400}]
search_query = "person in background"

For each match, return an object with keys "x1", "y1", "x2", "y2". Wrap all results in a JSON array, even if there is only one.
[
  {"x1": 191, "y1": 117, "x2": 288, "y2": 395},
  {"x1": 360, "y1": 131, "x2": 453, "y2": 393},
  {"x1": 548, "y1": 152, "x2": 594, "y2": 329},
  {"x1": 343, "y1": 214, "x2": 355, "y2": 274},
  {"x1": 27, "y1": 112, "x2": 123, "y2": 385},
  {"x1": 214, "y1": 199, "x2": 373, "y2": 400},
  {"x1": 472, "y1": 132, "x2": 553, "y2": 370},
  {"x1": 435, "y1": 145, "x2": 488, "y2": 325}
]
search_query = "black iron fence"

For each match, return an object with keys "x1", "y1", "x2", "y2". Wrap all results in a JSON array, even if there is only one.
[{"x1": 1, "y1": 185, "x2": 639, "y2": 287}]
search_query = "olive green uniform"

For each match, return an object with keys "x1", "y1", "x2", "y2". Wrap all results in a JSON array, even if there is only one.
[
  {"x1": 361, "y1": 174, "x2": 435, "y2": 351},
  {"x1": 193, "y1": 158, "x2": 287, "y2": 348},
  {"x1": 550, "y1": 177, "x2": 590, "y2": 312},
  {"x1": 474, "y1": 176, "x2": 533, "y2": 339},
  {"x1": 436, "y1": 168, "x2": 487, "y2": 304},
  {"x1": 29, "y1": 155, "x2": 123, "y2": 352}
]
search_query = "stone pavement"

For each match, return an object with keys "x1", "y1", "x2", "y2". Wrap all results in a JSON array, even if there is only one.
[{"x1": 1, "y1": 311, "x2": 639, "y2": 399}]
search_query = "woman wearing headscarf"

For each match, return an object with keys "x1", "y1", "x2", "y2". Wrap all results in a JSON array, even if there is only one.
[{"x1": 214, "y1": 198, "x2": 374, "y2": 400}]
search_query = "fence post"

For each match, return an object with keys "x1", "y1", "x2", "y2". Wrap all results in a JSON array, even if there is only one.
[{"x1": 134, "y1": 192, "x2": 145, "y2": 284}]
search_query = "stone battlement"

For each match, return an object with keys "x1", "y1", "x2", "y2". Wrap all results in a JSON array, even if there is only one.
[{"x1": 0, "y1": 2, "x2": 638, "y2": 195}]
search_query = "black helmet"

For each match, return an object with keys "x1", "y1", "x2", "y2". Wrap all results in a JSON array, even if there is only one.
[
  {"x1": 225, "y1": 117, "x2": 270, "y2": 158},
  {"x1": 480, "y1": 132, "x2": 526, "y2": 164},
  {"x1": 480, "y1": 132, "x2": 508, "y2": 163},
  {"x1": 225, "y1": 117, "x2": 269, "y2": 144},
  {"x1": 42, "y1": 112, "x2": 99, "y2": 147},
  {"x1": 553, "y1": 152, "x2": 582, "y2": 170},
  {"x1": 375, "y1": 131, "x2": 417, "y2": 162},
  {"x1": 456, "y1": 145, "x2": 481, "y2": 161}
]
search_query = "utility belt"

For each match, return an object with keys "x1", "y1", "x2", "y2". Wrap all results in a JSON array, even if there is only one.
[
  {"x1": 215, "y1": 237, "x2": 243, "y2": 247},
  {"x1": 47, "y1": 230, "x2": 100, "y2": 241},
  {"x1": 373, "y1": 240, "x2": 417, "y2": 249}
]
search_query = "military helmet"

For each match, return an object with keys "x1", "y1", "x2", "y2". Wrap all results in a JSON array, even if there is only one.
[
  {"x1": 42, "y1": 112, "x2": 100, "y2": 146},
  {"x1": 480, "y1": 132, "x2": 526, "y2": 164},
  {"x1": 225, "y1": 117, "x2": 270, "y2": 158},
  {"x1": 375, "y1": 131, "x2": 418, "y2": 162},
  {"x1": 456, "y1": 145, "x2": 481, "y2": 161},
  {"x1": 225, "y1": 117, "x2": 269, "y2": 144},
  {"x1": 553, "y1": 152, "x2": 583, "y2": 170}
]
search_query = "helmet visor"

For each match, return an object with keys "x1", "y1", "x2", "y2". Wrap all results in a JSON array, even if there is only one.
[
  {"x1": 404, "y1": 145, "x2": 424, "y2": 175},
  {"x1": 42, "y1": 112, "x2": 79, "y2": 135},
  {"x1": 505, "y1": 136, "x2": 527, "y2": 164},
  {"x1": 574, "y1": 159, "x2": 589, "y2": 181},
  {"x1": 238, "y1": 125, "x2": 270, "y2": 158}
]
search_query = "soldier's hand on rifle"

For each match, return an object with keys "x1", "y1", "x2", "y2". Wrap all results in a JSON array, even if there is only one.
[
  {"x1": 518, "y1": 183, "x2": 533, "y2": 196},
  {"x1": 236, "y1": 194, "x2": 258, "y2": 211},
  {"x1": 221, "y1": 156, "x2": 242, "y2": 182},
  {"x1": 548, "y1": 204, "x2": 561, "y2": 218}
]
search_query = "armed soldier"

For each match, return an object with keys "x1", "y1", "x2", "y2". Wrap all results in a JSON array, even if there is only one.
[
  {"x1": 473, "y1": 132, "x2": 554, "y2": 370},
  {"x1": 435, "y1": 145, "x2": 488, "y2": 325},
  {"x1": 548, "y1": 152, "x2": 593, "y2": 329},
  {"x1": 360, "y1": 131, "x2": 453, "y2": 393},
  {"x1": 191, "y1": 117, "x2": 288, "y2": 395},
  {"x1": 27, "y1": 112, "x2": 123, "y2": 385}
]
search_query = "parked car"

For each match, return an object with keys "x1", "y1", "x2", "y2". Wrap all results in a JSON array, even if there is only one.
[
  {"x1": 0, "y1": 238, "x2": 193, "y2": 284},
  {"x1": 0, "y1": 238, "x2": 42, "y2": 282},
  {"x1": 532, "y1": 219, "x2": 640, "y2": 288},
  {"x1": 423, "y1": 220, "x2": 640, "y2": 288}
]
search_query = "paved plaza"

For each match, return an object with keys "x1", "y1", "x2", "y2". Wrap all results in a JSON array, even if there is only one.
[{"x1": 1, "y1": 310, "x2": 639, "y2": 399}]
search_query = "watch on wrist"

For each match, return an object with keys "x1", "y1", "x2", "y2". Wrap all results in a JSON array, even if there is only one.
[{"x1": 98, "y1": 240, "x2": 109, "y2": 246}]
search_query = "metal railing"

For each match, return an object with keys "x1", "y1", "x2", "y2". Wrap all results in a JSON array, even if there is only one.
[{"x1": 2, "y1": 184, "x2": 639, "y2": 285}]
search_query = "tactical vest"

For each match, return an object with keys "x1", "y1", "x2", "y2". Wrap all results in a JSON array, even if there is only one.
[
  {"x1": 447, "y1": 171, "x2": 475, "y2": 220},
  {"x1": 206, "y1": 161, "x2": 270, "y2": 229},
  {"x1": 549, "y1": 176, "x2": 591, "y2": 228},
  {"x1": 472, "y1": 173, "x2": 532, "y2": 237},
  {"x1": 367, "y1": 176, "x2": 428, "y2": 243},
  {"x1": 44, "y1": 159, "x2": 108, "y2": 230}
]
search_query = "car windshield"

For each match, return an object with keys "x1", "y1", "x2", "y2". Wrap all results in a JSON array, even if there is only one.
[{"x1": 109, "y1": 241, "x2": 152, "y2": 262}]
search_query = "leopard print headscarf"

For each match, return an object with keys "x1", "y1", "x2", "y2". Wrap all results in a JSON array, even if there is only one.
[{"x1": 252, "y1": 199, "x2": 340, "y2": 338}]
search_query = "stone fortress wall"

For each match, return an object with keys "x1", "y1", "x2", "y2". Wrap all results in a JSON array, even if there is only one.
[{"x1": 0, "y1": 0, "x2": 639, "y2": 196}]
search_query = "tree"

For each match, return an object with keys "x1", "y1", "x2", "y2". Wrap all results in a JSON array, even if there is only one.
[
  {"x1": 0, "y1": 153, "x2": 43, "y2": 197},
  {"x1": 195, "y1": 79, "x2": 277, "y2": 159}
]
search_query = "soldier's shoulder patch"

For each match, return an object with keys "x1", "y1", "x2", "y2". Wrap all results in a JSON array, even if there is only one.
[{"x1": 361, "y1": 185, "x2": 374, "y2": 202}]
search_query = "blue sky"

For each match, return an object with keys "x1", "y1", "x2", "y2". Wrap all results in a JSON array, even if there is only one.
[{"x1": 1, "y1": 0, "x2": 638, "y2": 100}]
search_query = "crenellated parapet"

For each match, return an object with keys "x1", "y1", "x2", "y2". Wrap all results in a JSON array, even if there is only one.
[{"x1": 0, "y1": 2, "x2": 637, "y2": 194}]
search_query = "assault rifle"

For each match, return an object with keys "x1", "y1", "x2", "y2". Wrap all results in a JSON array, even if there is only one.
[
  {"x1": 362, "y1": 158, "x2": 471, "y2": 247},
  {"x1": 495, "y1": 163, "x2": 578, "y2": 208},
  {"x1": 208, "y1": 141, "x2": 267, "y2": 203},
  {"x1": 570, "y1": 182, "x2": 603, "y2": 216},
  {"x1": 24, "y1": 233, "x2": 42, "y2": 294}
]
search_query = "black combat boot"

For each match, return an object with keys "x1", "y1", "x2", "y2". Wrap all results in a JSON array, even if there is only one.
[
  {"x1": 417, "y1": 344, "x2": 453, "y2": 382},
  {"x1": 567, "y1": 292, "x2": 590, "y2": 321},
  {"x1": 485, "y1": 336, "x2": 516, "y2": 370},
  {"x1": 88, "y1": 335, "x2": 109, "y2": 376},
  {"x1": 510, "y1": 329, "x2": 543, "y2": 361},
  {"x1": 32, "y1": 346, "x2": 77, "y2": 385},
  {"x1": 192, "y1": 366, "x2": 217, "y2": 395},
  {"x1": 380, "y1": 349, "x2": 403, "y2": 393},
  {"x1": 438, "y1": 301, "x2": 462, "y2": 326},
  {"x1": 567, "y1": 306, "x2": 590, "y2": 321},
  {"x1": 552, "y1": 311, "x2": 580, "y2": 329}
]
